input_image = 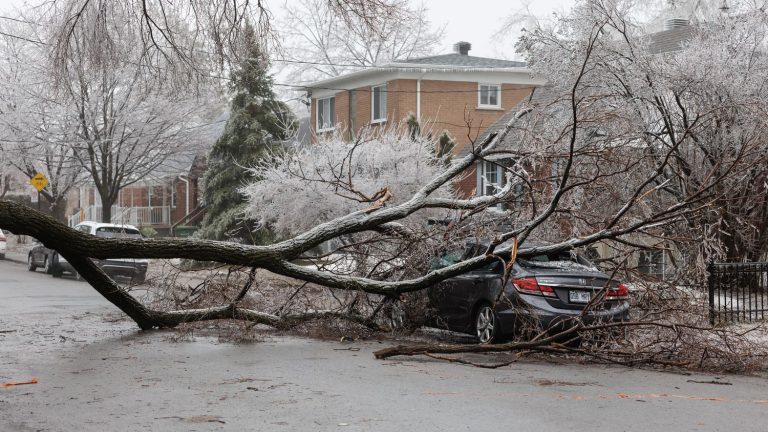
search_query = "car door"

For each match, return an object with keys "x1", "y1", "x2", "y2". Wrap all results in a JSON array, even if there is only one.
[{"x1": 449, "y1": 262, "x2": 504, "y2": 332}]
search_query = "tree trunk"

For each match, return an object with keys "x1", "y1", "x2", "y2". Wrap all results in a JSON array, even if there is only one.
[
  {"x1": 50, "y1": 197, "x2": 67, "y2": 223},
  {"x1": 100, "y1": 192, "x2": 115, "y2": 223}
]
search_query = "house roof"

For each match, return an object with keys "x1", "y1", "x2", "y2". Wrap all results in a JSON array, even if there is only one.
[
  {"x1": 303, "y1": 44, "x2": 537, "y2": 95},
  {"x1": 304, "y1": 63, "x2": 537, "y2": 95},
  {"x1": 398, "y1": 53, "x2": 526, "y2": 68}
]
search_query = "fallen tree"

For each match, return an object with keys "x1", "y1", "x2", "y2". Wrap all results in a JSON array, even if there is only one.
[
  {"x1": 2, "y1": 0, "x2": 768, "y2": 373},
  {"x1": 0, "y1": 91, "x2": 733, "y2": 331}
]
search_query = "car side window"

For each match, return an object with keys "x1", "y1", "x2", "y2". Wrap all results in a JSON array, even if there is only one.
[
  {"x1": 462, "y1": 244, "x2": 504, "y2": 274},
  {"x1": 476, "y1": 260, "x2": 502, "y2": 273}
]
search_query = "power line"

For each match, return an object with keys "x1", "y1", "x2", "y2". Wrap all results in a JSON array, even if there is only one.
[{"x1": 0, "y1": 28, "x2": 535, "y2": 96}]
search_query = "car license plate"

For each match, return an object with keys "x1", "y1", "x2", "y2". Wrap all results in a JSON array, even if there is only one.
[{"x1": 569, "y1": 290, "x2": 591, "y2": 303}]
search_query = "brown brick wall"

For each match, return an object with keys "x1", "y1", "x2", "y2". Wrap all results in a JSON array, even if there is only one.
[
  {"x1": 309, "y1": 78, "x2": 535, "y2": 196},
  {"x1": 455, "y1": 163, "x2": 478, "y2": 199},
  {"x1": 418, "y1": 81, "x2": 532, "y2": 150},
  {"x1": 311, "y1": 81, "x2": 533, "y2": 142},
  {"x1": 387, "y1": 79, "x2": 417, "y2": 124}
]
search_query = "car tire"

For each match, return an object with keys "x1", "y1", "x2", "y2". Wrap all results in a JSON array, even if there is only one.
[
  {"x1": 28, "y1": 255, "x2": 37, "y2": 272},
  {"x1": 474, "y1": 303, "x2": 499, "y2": 344},
  {"x1": 0, "y1": 253, "x2": 4, "y2": 260}
]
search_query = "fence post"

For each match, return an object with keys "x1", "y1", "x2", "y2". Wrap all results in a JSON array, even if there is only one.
[{"x1": 708, "y1": 260, "x2": 715, "y2": 326}]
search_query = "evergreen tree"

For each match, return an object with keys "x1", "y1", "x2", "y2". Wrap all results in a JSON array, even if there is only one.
[{"x1": 198, "y1": 22, "x2": 296, "y2": 243}]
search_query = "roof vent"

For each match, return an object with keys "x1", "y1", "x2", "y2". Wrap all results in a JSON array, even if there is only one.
[
  {"x1": 453, "y1": 41, "x2": 471, "y2": 56},
  {"x1": 665, "y1": 18, "x2": 690, "y2": 30}
]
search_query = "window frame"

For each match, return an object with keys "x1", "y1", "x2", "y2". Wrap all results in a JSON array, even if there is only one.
[
  {"x1": 639, "y1": 250, "x2": 666, "y2": 279},
  {"x1": 478, "y1": 83, "x2": 501, "y2": 109},
  {"x1": 316, "y1": 96, "x2": 336, "y2": 132},
  {"x1": 479, "y1": 160, "x2": 502, "y2": 197},
  {"x1": 371, "y1": 84, "x2": 387, "y2": 124}
]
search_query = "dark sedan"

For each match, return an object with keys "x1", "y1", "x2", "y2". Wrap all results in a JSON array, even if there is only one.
[{"x1": 428, "y1": 242, "x2": 630, "y2": 343}]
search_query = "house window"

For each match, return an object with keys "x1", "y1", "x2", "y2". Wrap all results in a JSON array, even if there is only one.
[
  {"x1": 478, "y1": 84, "x2": 500, "y2": 108},
  {"x1": 317, "y1": 97, "x2": 335, "y2": 132},
  {"x1": 477, "y1": 159, "x2": 507, "y2": 208},
  {"x1": 639, "y1": 250, "x2": 666, "y2": 279},
  {"x1": 372, "y1": 84, "x2": 387, "y2": 123}
]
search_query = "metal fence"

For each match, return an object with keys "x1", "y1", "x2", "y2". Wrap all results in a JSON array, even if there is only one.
[{"x1": 708, "y1": 262, "x2": 768, "y2": 325}]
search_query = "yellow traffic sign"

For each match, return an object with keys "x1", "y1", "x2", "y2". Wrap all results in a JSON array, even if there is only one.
[{"x1": 30, "y1": 172, "x2": 48, "y2": 192}]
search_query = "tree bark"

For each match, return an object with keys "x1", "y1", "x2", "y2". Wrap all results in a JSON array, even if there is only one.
[{"x1": 100, "y1": 192, "x2": 115, "y2": 223}]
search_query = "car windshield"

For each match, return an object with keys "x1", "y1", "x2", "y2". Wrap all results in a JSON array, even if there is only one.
[
  {"x1": 518, "y1": 250, "x2": 598, "y2": 271},
  {"x1": 95, "y1": 227, "x2": 142, "y2": 239}
]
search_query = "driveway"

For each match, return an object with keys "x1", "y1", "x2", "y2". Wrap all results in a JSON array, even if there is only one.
[{"x1": 1, "y1": 258, "x2": 767, "y2": 431}]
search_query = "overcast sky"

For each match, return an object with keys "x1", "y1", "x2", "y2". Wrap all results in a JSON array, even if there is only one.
[{"x1": 423, "y1": 0, "x2": 576, "y2": 59}]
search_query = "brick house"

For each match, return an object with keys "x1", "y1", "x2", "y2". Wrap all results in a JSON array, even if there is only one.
[
  {"x1": 67, "y1": 154, "x2": 207, "y2": 236},
  {"x1": 304, "y1": 42, "x2": 546, "y2": 197}
]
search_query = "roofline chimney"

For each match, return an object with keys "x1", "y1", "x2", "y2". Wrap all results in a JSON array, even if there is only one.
[{"x1": 453, "y1": 41, "x2": 471, "y2": 56}]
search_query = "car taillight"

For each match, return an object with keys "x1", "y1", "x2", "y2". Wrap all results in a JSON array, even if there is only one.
[
  {"x1": 512, "y1": 277, "x2": 556, "y2": 298},
  {"x1": 0, "y1": 235, "x2": 5, "y2": 241},
  {"x1": 606, "y1": 283, "x2": 629, "y2": 300}
]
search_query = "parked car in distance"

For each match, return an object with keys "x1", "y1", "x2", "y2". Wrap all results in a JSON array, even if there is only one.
[
  {"x1": 28, "y1": 241, "x2": 57, "y2": 274},
  {"x1": 0, "y1": 228, "x2": 6, "y2": 259},
  {"x1": 428, "y1": 241, "x2": 630, "y2": 344},
  {"x1": 29, "y1": 222, "x2": 148, "y2": 283}
]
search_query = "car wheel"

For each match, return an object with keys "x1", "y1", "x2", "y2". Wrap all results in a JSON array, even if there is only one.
[
  {"x1": 474, "y1": 303, "x2": 498, "y2": 344},
  {"x1": 28, "y1": 254, "x2": 37, "y2": 271}
]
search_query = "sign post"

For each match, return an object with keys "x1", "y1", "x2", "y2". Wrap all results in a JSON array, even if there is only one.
[{"x1": 29, "y1": 172, "x2": 49, "y2": 212}]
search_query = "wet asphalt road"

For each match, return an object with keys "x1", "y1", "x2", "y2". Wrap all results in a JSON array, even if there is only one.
[{"x1": 1, "y1": 258, "x2": 768, "y2": 431}]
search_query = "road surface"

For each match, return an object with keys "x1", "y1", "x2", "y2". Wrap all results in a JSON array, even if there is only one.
[{"x1": 1, "y1": 257, "x2": 767, "y2": 431}]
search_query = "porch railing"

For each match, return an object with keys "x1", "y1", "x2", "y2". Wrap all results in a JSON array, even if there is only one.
[{"x1": 68, "y1": 205, "x2": 171, "y2": 227}]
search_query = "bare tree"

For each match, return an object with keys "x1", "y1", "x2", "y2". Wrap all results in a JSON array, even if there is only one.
[
  {"x1": 276, "y1": 0, "x2": 444, "y2": 84},
  {"x1": 0, "y1": 18, "x2": 83, "y2": 220},
  {"x1": 41, "y1": 0, "x2": 419, "y2": 89},
  {"x1": 0, "y1": 7, "x2": 217, "y2": 223}
]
